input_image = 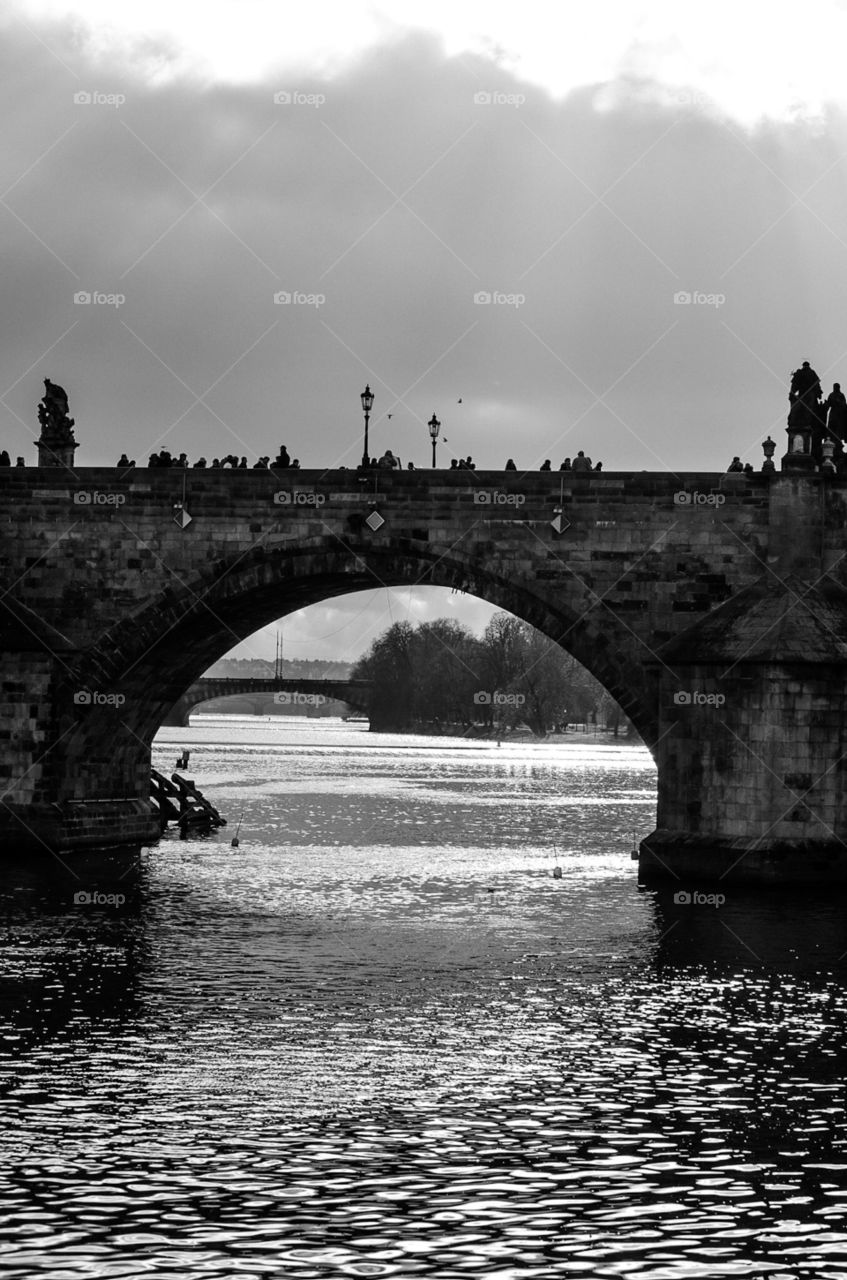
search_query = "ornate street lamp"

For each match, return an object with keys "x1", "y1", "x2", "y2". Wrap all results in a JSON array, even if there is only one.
[
  {"x1": 761, "y1": 435, "x2": 776, "y2": 473},
  {"x1": 428, "y1": 413, "x2": 441, "y2": 468},
  {"x1": 361, "y1": 384, "x2": 374, "y2": 467}
]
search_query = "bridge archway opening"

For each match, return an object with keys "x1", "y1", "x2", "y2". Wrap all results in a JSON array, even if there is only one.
[
  {"x1": 193, "y1": 583, "x2": 639, "y2": 739},
  {"x1": 69, "y1": 537, "x2": 656, "y2": 800}
]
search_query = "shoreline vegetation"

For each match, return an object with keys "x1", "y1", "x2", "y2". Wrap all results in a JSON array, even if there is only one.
[
  {"x1": 351, "y1": 613, "x2": 633, "y2": 739},
  {"x1": 205, "y1": 613, "x2": 634, "y2": 739}
]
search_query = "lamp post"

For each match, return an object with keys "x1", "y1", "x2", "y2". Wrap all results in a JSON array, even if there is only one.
[
  {"x1": 361, "y1": 384, "x2": 374, "y2": 467},
  {"x1": 428, "y1": 413, "x2": 441, "y2": 468}
]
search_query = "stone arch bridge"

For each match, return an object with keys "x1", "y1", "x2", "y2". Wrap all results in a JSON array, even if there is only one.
[
  {"x1": 3, "y1": 465, "x2": 847, "y2": 882},
  {"x1": 160, "y1": 676, "x2": 373, "y2": 726}
]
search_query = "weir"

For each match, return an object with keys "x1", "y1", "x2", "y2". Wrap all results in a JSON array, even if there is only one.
[{"x1": 1, "y1": 464, "x2": 846, "y2": 881}]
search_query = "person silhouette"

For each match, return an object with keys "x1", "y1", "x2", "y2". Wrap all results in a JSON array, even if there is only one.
[{"x1": 826, "y1": 383, "x2": 847, "y2": 446}]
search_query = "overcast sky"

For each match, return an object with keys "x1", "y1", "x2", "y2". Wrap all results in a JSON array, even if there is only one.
[{"x1": 6, "y1": 1, "x2": 847, "y2": 663}]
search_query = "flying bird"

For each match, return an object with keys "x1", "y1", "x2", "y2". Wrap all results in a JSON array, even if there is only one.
[{"x1": 457, "y1": 398, "x2": 462, "y2": 403}]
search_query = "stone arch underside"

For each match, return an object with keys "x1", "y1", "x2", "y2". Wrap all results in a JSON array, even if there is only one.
[{"x1": 60, "y1": 538, "x2": 658, "y2": 798}]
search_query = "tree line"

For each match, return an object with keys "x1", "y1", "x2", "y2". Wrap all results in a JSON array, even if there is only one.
[{"x1": 351, "y1": 613, "x2": 631, "y2": 737}]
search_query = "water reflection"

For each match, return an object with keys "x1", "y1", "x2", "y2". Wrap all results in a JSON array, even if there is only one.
[{"x1": 1, "y1": 722, "x2": 846, "y2": 1278}]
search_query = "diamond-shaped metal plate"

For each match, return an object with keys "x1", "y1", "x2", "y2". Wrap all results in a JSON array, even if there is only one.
[
  {"x1": 174, "y1": 506, "x2": 192, "y2": 528},
  {"x1": 550, "y1": 513, "x2": 569, "y2": 534},
  {"x1": 365, "y1": 509, "x2": 385, "y2": 532}
]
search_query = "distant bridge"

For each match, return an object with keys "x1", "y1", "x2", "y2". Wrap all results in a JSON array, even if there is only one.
[{"x1": 160, "y1": 677, "x2": 372, "y2": 726}]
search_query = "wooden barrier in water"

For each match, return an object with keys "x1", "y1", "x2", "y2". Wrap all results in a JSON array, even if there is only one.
[{"x1": 150, "y1": 769, "x2": 226, "y2": 835}]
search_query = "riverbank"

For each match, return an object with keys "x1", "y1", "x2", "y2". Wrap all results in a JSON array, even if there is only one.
[{"x1": 368, "y1": 721, "x2": 636, "y2": 744}]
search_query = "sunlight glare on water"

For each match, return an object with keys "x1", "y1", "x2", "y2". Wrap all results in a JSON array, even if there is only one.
[{"x1": 1, "y1": 717, "x2": 847, "y2": 1279}]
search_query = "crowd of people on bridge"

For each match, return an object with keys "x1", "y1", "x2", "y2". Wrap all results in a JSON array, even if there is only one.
[
  {"x1": 505, "y1": 451, "x2": 603, "y2": 471},
  {"x1": 110, "y1": 448, "x2": 609, "y2": 473},
  {"x1": 726, "y1": 456, "x2": 755, "y2": 474},
  {"x1": 127, "y1": 446, "x2": 304, "y2": 470}
]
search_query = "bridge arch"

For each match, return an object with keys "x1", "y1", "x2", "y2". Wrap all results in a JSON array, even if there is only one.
[
  {"x1": 58, "y1": 534, "x2": 655, "y2": 805},
  {"x1": 161, "y1": 677, "x2": 373, "y2": 726}
]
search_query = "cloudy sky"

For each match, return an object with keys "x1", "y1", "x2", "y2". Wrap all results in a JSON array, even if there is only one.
[{"x1": 5, "y1": 1, "x2": 847, "y2": 663}]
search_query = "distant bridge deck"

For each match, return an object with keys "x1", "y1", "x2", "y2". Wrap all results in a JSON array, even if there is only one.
[{"x1": 162, "y1": 677, "x2": 372, "y2": 726}]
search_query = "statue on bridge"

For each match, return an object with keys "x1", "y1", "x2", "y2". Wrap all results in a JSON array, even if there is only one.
[
  {"x1": 786, "y1": 361, "x2": 827, "y2": 466},
  {"x1": 825, "y1": 383, "x2": 847, "y2": 453},
  {"x1": 789, "y1": 360, "x2": 821, "y2": 403},
  {"x1": 36, "y1": 377, "x2": 77, "y2": 468}
]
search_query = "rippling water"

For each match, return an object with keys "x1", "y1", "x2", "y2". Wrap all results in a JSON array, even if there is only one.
[{"x1": 2, "y1": 718, "x2": 847, "y2": 1279}]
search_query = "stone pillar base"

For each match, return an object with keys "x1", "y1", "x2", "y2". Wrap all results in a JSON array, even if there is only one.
[
  {"x1": 0, "y1": 799, "x2": 161, "y2": 856},
  {"x1": 639, "y1": 829, "x2": 847, "y2": 884}
]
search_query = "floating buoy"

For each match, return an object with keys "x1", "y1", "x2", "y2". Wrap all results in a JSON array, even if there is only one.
[
  {"x1": 231, "y1": 812, "x2": 244, "y2": 848},
  {"x1": 552, "y1": 865, "x2": 562, "y2": 879}
]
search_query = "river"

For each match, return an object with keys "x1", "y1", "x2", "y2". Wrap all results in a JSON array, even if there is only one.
[{"x1": 1, "y1": 718, "x2": 846, "y2": 1278}]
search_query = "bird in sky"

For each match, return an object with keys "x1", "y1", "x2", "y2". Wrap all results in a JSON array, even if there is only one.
[{"x1": 457, "y1": 398, "x2": 462, "y2": 403}]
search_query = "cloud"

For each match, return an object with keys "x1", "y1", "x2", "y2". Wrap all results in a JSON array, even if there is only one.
[
  {"x1": 5, "y1": 4, "x2": 847, "y2": 483},
  {"x1": 225, "y1": 587, "x2": 500, "y2": 662},
  {"x1": 10, "y1": 0, "x2": 847, "y2": 124}
]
